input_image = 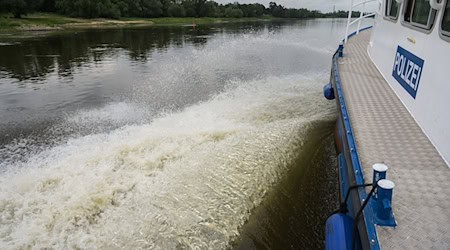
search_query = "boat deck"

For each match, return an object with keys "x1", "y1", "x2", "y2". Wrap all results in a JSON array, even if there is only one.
[{"x1": 338, "y1": 30, "x2": 450, "y2": 249}]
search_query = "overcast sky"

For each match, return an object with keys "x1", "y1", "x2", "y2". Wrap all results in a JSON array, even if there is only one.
[{"x1": 216, "y1": 0, "x2": 377, "y2": 13}]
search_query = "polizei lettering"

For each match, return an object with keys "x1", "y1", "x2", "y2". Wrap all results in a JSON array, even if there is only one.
[
  {"x1": 393, "y1": 53, "x2": 421, "y2": 91},
  {"x1": 392, "y1": 46, "x2": 425, "y2": 99}
]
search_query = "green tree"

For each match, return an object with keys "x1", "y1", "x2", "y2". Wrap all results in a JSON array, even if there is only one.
[
  {"x1": 224, "y1": 7, "x2": 243, "y2": 18},
  {"x1": 185, "y1": 7, "x2": 195, "y2": 17},
  {"x1": 39, "y1": 0, "x2": 56, "y2": 12},
  {"x1": 0, "y1": 0, "x2": 333, "y2": 20},
  {"x1": 269, "y1": 2, "x2": 285, "y2": 17},
  {"x1": 1, "y1": 0, "x2": 43, "y2": 18},
  {"x1": 139, "y1": 0, "x2": 163, "y2": 17},
  {"x1": 198, "y1": 1, "x2": 216, "y2": 17},
  {"x1": 193, "y1": 0, "x2": 206, "y2": 17},
  {"x1": 181, "y1": 0, "x2": 196, "y2": 17},
  {"x1": 213, "y1": 6, "x2": 223, "y2": 17},
  {"x1": 239, "y1": 3, "x2": 264, "y2": 17},
  {"x1": 0, "y1": 0, "x2": 8, "y2": 14},
  {"x1": 56, "y1": 0, "x2": 121, "y2": 18},
  {"x1": 167, "y1": 4, "x2": 185, "y2": 17},
  {"x1": 159, "y1": 0, "x2": 172, "y2": 16},
  {"x1": 126, "y1": 0, "x2": 162, "y2": 17},
  {"x1": 113, "y1": 0, "x2": 129, "y2": 17},
  {"x1": 55, "y1": 0, "x2": 166, "y2": 18}
]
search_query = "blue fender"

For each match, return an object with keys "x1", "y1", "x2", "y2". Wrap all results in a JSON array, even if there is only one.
[
  {"x1": 323, "y1": 83, "x2": 335, "y2": 100},
  {"x1": 325, "y1": 214, "x2": 358, "y2": 250}
]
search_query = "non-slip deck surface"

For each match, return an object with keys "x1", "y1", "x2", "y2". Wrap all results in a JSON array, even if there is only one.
[{"x1": 338, "y1": 31, "x2": 450, "y2": 249}]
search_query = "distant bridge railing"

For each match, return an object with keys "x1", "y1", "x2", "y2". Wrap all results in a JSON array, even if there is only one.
[{"x1": 344, "y1": 0, "x2": 378, "y2": 43}]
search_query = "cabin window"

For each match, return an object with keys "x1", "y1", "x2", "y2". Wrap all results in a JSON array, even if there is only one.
[
  {"x1": 442, "y1": 0, "x2": 450, "y2": 35},
  {"x1": 386, "y1": 0, "x2": 400, "y2": 19},
  {"x1": 404, "y1": 0, "x2": 436, "y2": 29}
]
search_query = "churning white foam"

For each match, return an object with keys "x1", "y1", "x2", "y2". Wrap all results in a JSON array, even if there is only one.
[
  {"x1": 64, "y1": 102, "x2": 155, "y2": 132},
  {"x1": 0, "y1": 74, "x2": 335, "y2": 249}
]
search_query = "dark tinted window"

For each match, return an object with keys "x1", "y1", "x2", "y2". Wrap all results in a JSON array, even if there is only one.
[
  {"x1": 411, "y1": 0, "x2": 432, "y2": 26},
  {"x1": 443, "y1": 1, "x2": 450, "y2": 33},
  {"x1": 386, "y1": 0, "x2": 400, "y2": 18}
]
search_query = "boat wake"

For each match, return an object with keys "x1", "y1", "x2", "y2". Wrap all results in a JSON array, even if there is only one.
[
  {"x1": 0, "y1": 73, "x2": 336, "y2": 249},
  {"x1": 0, "y1": 19, "x2": 342, "y2": 249}
]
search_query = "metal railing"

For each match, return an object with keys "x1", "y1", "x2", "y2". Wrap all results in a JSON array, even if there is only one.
[{"x1": 344, "y1": 0, "x2": 378, "y2": 43}]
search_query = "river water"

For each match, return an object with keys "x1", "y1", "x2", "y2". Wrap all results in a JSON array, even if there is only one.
[{"x1": 0, "y1": 19, "x2": 351, "y2": 249}]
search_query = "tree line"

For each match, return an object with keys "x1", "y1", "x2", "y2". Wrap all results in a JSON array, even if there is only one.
[{"x1": 0, "y1": 0, "x2": 361, "y2": 19}]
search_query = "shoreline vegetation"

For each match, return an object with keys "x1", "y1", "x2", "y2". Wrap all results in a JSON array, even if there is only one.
[
  {"x1": 0, "y1": 13, "x2": 277, "y2": 32},
  {"x1": 0, "y1": 1, "x2": 361, "y2": 32}
]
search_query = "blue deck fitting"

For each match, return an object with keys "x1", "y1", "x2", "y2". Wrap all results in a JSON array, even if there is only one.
[
  {"x1": 370, "y1": 180, "x2": 397, "y2": 227},
  {"x1": 372, "y1": 164, "x2": 388, "y2": 200},
  {"x1": 338, "y1": 43, "x2": 344, "y2": 58}
]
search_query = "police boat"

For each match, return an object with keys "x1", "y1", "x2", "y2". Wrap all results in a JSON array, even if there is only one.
[{"x1": 323, "y1": 0, "x2": 450, "y2": 249}]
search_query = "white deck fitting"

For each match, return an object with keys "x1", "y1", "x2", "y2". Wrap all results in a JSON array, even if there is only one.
[{"x1": 338, "y1": 31, "x2": 450, "y2": 249}]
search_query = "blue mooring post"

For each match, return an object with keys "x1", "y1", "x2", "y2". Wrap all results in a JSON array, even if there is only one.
[
  {"x1": 372, "y1": 163, "x2": 388, "y2": 200},
  {"x1": 370, "y1": 164, "x2": 397, "y2": 227},
  {"x1": 338, "y1": 43, "x2": 344, "y2": 57},
  {"x1": 376, "y1": 179, "x2": 396, "y2": 224}
]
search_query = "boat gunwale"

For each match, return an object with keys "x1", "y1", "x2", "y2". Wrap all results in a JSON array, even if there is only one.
[{"x1": 331, "y1": 26, "x2": 382, "y2": 250}]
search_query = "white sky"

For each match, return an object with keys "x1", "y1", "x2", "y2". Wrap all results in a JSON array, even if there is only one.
[{"x1": 216, "y1": 0, "x2": 378, "y2": 13}]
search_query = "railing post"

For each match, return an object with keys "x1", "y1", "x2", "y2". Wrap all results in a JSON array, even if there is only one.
[
  {"x1": 344, "y1": 0, "x2": 377, "y2": 43},
  {"x1": 357, "y1": 2, "x2": 365, "y2": 34},
  {"x1": 344, "y1": 0, "x2": 354, "y2": 43}
]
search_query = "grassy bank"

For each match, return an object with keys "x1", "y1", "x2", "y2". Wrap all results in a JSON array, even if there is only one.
[{"x1": 0, "y1": 13, "x2": 274, "y2": 32}]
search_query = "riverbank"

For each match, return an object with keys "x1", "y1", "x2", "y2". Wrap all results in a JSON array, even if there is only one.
[{"x1": 0, "y1": 13, "x2": 274, "y2": 32}]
